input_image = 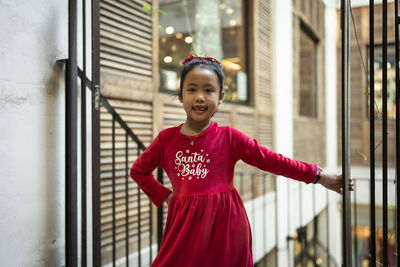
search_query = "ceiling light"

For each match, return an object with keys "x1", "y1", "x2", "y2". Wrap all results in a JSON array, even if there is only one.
[
  {"x1": 226, "y1": 8, "x2": 234, "y2": 14},
  {"x1": 184, "y1": 36, "x2": 193, "y2": 44},
  {"x1": 165, "y1": 26, "x2": 174, "y2": 34},
  {"x1": 163, "y1": 56, "x2": 173, "y2": 63}
]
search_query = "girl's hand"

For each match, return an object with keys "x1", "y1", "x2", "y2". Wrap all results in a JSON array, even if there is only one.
[
  {"x1": 318, "y1": 171, "x2": 354, "y2": 194},
  {"x1": 165, "y1": 192, "x2": 173, "y2": 205}
]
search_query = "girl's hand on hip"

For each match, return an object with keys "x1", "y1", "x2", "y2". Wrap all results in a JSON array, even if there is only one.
[{"x1": 165, "y1": 192, "x2": 173, "y2": 205}]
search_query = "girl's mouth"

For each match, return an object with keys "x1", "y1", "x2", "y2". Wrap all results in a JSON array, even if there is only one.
[
  {"x1": 193, "y1": 106, "x2": 206, "y2": 111},
  {"x1": 193, "y1": 106, "x2": 207, "y2": 113}
]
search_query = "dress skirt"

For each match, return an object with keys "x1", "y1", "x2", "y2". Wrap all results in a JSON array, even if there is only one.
[{"x1": 151, "y1": 189, "x2": 253, "y2": 267}]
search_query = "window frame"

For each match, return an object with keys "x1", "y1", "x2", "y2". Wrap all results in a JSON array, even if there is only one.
[
  {"x1": 157, "y1": 0, "x2": 251, "y2": 106},
  {"x1": 298, "y1": 21, "x2": 320, "y2": 119}
]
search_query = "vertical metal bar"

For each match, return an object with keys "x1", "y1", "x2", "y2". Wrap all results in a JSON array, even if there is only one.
[
  {"x1": 382, "y1": 1, "x2": 389, "y2": 265},
  {"x1": 81, "y1": 0, "x2": 87, "y2": 266},
  {"x1": 67, "y1": 0, "x2": 78, "y2": 265},
  {"x1": 312, "y1": 187, "x2": 316, "y2": 264},
  {"x1": 275, "y1": 176, "x2": 279, "y2": 266},
  {"x1": 251, "y1": 176, "x2": 255, "y2": 258},
  {"x1": 149, "y1": 198, "x2": 153, "y2": 264},
  {"x1": 395, "y1": 0, "x2": 400, "y2": 264},
  {"x1": 326, "y1": 191, "x2": 330, "y2": 267},
  {"x1": 341, "y1": 0, "x2": 352, "y2": 265},
  {"x1": 299, "y1": 183, "x2": 302, "y2": 232},
  {"x1": 91, "y1": 0, "x2": 101, "y2": 265},
  {"x1": 369, "y1": 0, "x2": 377, "y2": 265},
  {"x1": 263, "y1": 175, "x2": 266, "y2": 267},
  {"x1": 353, "y1": 180, "x2": 358, "y2": 267},
  {"x1": 112, "y1": 115, "x2": 116, "y2": 267},
  {"x1": 157, "y1": 167, "x2": 164, "y2": 251},
  {"x1": 137, "y1": 147, "x2": 142, "y2": 267},
  {"x1": 125, "y1": 133, "x2": 129, "y2": 267}
]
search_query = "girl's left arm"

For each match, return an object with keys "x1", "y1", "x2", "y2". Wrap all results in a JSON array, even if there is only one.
[
  {"x1": 230, "y1": 127, "x2": 355, "y2": 192},
  {"x1": 230, "y1": 127, "x2": 317, "y2": 184}
]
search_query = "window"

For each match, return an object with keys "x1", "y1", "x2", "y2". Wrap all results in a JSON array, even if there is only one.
[
  {"x1": 299, "y1": 24, "x2": 318, "y2": 117},
  {"x1": 367, "y1": 44, "x2": 397, "y2": 119},
  {"x1": 158, "y1": 0, "x2": 248, "y2": 103}
]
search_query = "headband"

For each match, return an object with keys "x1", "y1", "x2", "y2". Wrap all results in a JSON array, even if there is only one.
[{"x1": 182, "y1": 55, "x2": 222, "y2": 66}]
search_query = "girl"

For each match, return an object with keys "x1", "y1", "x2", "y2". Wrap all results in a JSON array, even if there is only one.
[{"x1": 130, "y1": 55, "x2": 352, "y2": 266}]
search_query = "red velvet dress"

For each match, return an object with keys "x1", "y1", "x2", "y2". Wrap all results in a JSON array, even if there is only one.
[{"x1": 130, "y1": 121, "x2": 317, "y2": 267}]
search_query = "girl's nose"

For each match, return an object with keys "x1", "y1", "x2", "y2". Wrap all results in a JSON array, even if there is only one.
[{"x1": 195, "y1": 93, "x2": 205, "y2": 102}]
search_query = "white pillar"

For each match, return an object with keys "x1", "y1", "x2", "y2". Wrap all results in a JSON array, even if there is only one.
[
  {"x1": 324, "y1": 0, "x2": 342, "y2": 264},
  {"x1": 273, "y1": 0, "x2": 293, "y2": 265}
]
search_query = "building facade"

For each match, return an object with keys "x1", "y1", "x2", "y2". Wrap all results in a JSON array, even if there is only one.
[{"x1": 0, "y1": 0, "x2": 344, "y2": 266}]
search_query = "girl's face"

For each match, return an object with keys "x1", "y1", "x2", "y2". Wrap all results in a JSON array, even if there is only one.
[{"x1": 179, "y1": 67, "x2": 224, "y2": 125}]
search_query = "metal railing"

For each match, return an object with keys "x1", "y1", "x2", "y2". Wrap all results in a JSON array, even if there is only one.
[
  {"x1": 78, "y1": 69, "x2": 165, "y2": 267},
  {"x1": 65, "y1": 0, "x2": 400, "y2": 266},
  {"x1": 65, "y1": 0, "x2": 166, "y2": 266},
  {"x1": 342, "y1": 0, "x2": 400, "y2": 266}
]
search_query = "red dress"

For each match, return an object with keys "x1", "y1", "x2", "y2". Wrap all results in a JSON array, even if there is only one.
[{"x1": 130, "y1": 121, "x2": 317, "y2": 267}]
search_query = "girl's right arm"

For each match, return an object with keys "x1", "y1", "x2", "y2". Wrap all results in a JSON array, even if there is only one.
[{"x1": 130, "y1": 135, "x2": 172, "y2": 207}]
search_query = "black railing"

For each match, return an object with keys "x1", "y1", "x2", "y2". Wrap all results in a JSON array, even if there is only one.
[
  {"x1": 78, "y1": 68, "x2": 165, "y2": 266},
  {"x1": 344, "y1": 1, "x2": 400, "y2": 266},
  {"x1": 396, "y1": 0, "x2": 400, "y2": 263},
  {"x1": 100, "y1": 90, "x2": 162, "y2": 267},
  {"x1": 341, "y1": 0, "x2": 353, "y2": 265}
]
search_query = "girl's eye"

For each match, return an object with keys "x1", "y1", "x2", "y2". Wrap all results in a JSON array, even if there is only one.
[
  {"x1": 206, "y1": 88, "x2": 215, "y2": 93},
  {"x1": 187, "y1": 88, "x2": 195, "y2": 92}
]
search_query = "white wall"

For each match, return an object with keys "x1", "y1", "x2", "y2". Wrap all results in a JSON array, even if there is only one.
[
  {"x1": 273, "y1": 0, "x2": 294, "y2": 265},
  {"x1": 0, "y1": 1, "x2": 68, "y2": 266},
  {"x1": 268, "y1": 0, "x2": 343, "y2": 266}
]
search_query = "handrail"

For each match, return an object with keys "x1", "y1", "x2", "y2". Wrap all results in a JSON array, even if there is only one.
[
  {"x1": 75, "y1": 66, "x2": 164, "y2": 265},
  {"x1": 77, "y1": 68, "x2": 146, "y2": 151}
]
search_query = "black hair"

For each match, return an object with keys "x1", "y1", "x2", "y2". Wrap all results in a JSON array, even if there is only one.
[{"x1": 179, "y1": 58, "x2": 225, "y2": 94}]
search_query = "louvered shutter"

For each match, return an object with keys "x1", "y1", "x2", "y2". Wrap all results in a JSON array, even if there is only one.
[
  {"x1": 99, "y1": 0, "x2": 155, "y2": 264},
  {"x1": 100, "y1": 0, "x2": 153, "y2": 81},
  {"x1": 100, "y1": 99, "x2": 154, "y2": 264}
]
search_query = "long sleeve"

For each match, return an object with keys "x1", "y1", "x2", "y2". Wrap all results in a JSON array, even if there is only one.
[
  {"x1": 130, "y1": 135, "x2": 172, "y2": 207},
  {"x1": 229, "y1": 127, "x2": 317, "y2": 184}
]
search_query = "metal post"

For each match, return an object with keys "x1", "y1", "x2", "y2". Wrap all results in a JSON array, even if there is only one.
[
  {"x1": 395, "y1": 0, "x2": 400, "y2": 265},
  {"x1": 340, "y1": 0, "x2": 352, "y2": 265},
  {"x1": 91, "y1": 0, "x2": 101, "y2": 265},
  {"x1": 312, "y1": 187, "x2": 316, "y2": 265},
  {"x1": 138, "y1": 147, "x2": 142, "y2": 267},
  {"x1": 149, "y1": 198, "x2": 153, "y2": 265},
  {"x1": 125, "y1": 133, "x2": 130, "y2": 267},
  {"x1": 326, "y1": 191, "x2": 330, "y2": 267},
  {"x1": 369, "y1": 1, "x2": 377, "y2": 266},
  {"x1": 81, "y1": 0, "x2": 87, "y2": 266},
  {"x1": 112, "y1": 115, "x2": 116, "y2": 267},
  {"x1": 353, "y1": 180, "x2": 358, "y2": 266},
  {"x1": 157, "y1": 167, "x2": 164, "y2": 251},
  {"x1": 263, "y1": 175, "x2": 266, "y2": 267},
  {"x1": 382, "y1": 1, "x2": 389, "y2": 265},
  {"x1": 67, "y1": 0, "x2": 78, "y2": 265}
]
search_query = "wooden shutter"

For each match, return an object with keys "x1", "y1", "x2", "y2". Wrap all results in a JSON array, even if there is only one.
[
  {"x1": 213, "y1": 109, "x2": 231, "y2": 126},
  {"x1": 99, "y1": 0, "x2": 155, "y2": 263},
  {"x1": 258, "y1": 116, "x2": 275, "y2": 194},
  {"x1": 100, "y1": 0, "x2": 153, "y2": 81},
  {"x1": 257, "y1": 0, "x2": 273, "y2": 110},
  {"x1": 100, "y1": 99, "x2": 154, "y2": 263}
]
